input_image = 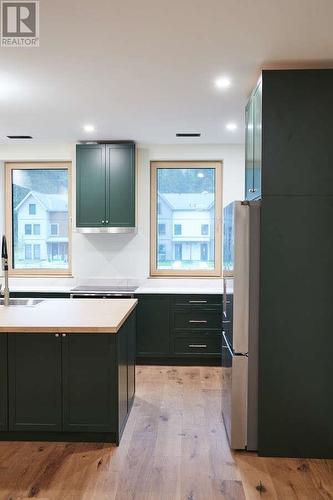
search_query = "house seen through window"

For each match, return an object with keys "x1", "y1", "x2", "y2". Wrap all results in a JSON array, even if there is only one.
[
  {"x1": 6, "y1": 162, "x2": 72, "y2": 275},
  {"x1": 151, "y1": 161, "x2": 222, "y2": 276}
]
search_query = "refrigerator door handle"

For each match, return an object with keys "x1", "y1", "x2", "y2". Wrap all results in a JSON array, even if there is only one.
[
  {"x1": 223, "y1": 278, "x2": 227, "y2": 315},
  {"x1": 222, "y1": 330, "x2": 234, "y2": 357}
]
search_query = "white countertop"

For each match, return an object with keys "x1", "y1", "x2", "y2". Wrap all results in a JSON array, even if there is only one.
[
  {"x1": 135, "y1": 278, "x2": 233, "y2": 294},
  {"x1": 0, "y1": 298, "x2": 138, "y2": 334},
  {"x1": 2, "y1": 278, "x2": 233, "y2": 295}
]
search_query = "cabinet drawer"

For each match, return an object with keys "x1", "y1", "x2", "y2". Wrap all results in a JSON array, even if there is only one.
[
  {"x1": 172, "y1": 295, "x2": 222, "y2": 307},
  {"x1": 173, "y1": 334, "x2": 221, "y2": 355},
  {"x1": 173, "y1": 309, "x2": 222, "y2": 330}
]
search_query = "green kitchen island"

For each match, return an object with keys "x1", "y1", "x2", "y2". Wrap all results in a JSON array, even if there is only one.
[{"x1": 0, "y1": 298, "x2": 137, "y2": 444}]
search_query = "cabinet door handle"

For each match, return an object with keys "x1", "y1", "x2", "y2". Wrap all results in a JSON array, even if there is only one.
[
  {"x1": 106, "y1": 220, "x2": 109, "y2": 224},
  {"x1": 188, "y1": 344, "x2": 207, "y2": 348},
  {"x1": 248, "y1": 188, "x2": 257, "y2": 193},
  {"x1": 55, "y1": 334, "x2": 59, "y2": 337},
  {"x1": 62, "y1": 333, "x2": 67, "y2": 337},
  {"x1": 102, "y1": 220, "x2": 105, "y2": 224},
  {"x1": 189, "y1": 320, "x2": 207, "y2": 323},
  {"x1": 189, "y1": 300, "x2": 207, "y2": 304}
]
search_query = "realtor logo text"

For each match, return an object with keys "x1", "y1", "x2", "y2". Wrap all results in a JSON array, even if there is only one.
[{"x1": 1, "y1": 1, "x2": 39, "y2": 47}]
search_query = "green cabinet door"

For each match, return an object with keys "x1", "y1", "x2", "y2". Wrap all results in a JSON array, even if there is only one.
[
  {"x1": 136, "y1": 295, "x2": 170, "y2": 357},
  {"x1": 0, "y1": 334, "x2": 8, "y2": 431},
  {"x1": 259, "y1": 196, "x2": 333, "y2": 458},
  {"x1": 62, "y1": 334, "x2": 117, "y2": 432},
  {"x1": 253, "y1": 81, "x2": 262, "y2": 198},
  {"x1": 8, "y1": 334, "x2": 62, "y2": 432},
  {"x1": 106, "y1": 143, "x2": 135, "y2": 227},
  {"x1": 76, "y1": 144, "x2": 106, "y2": 227},
  {"x1": 245, "y1": 98, "x2": 254, "y2": 199}
]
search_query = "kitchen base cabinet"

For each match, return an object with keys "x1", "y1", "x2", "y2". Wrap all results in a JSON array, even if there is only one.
[
  {"x1": 0, "y1": 334, "x2": 8, "y2": 431},
  {"x1": 0, "y1": 311, "x2": 136, "y2": 444},
  {"x1": 62, "y1": 334, "x2": 117, "y2": 433},
  {"x1": 10, "y1": 292, "x2": 70, "y2": 299},
  {"x1": 136, "y1": 295, "x2": 170, "y2": 359},
  {"x1": 8, "y1": 334, "x2": 62, "y2": 432},
  {"x1": 136, "y1": 294, "x2": 222, "y2": 366}
]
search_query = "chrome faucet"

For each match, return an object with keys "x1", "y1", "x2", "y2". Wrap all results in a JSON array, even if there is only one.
[{"x1": 1, "y1": 235, "x2": 10, "y2": 306}]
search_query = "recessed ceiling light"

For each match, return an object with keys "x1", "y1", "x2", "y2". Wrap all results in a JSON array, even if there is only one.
[
  {"x1": 226, "y1": 122, "x2": 237, "y2": 131},
  {"x1": 176, "y1": 133, "x2": 201, "y2": 137},
  {"x1": 83, "y1": 124, "x2": 95, "y2": 133},
  {"x1": 7, "y1": 135, "x2": 33, "y2": 139},
  {"x1": 215, "y1": 77, "x2": 231, "y2": 89}
]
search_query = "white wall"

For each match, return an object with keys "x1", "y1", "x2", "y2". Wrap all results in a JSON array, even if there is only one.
[{"x1": 0, "y1": 142, "x2": 244, "y2": 282}]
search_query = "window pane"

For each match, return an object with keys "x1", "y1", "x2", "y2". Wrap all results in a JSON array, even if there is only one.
[
  {"x1": 156, "y1": 167, "x2": 215, "y2": 271},
  {"x1": 12, "y1": 169, "x2": 69, "y2": 270}
]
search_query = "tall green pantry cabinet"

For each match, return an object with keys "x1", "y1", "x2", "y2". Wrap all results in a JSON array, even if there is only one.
[
  {"x1": 251, "y1": 69, "x2": 333, "y2": 458},
  {"x1": 76, "y1": 142, "x2": 136, "y2": 231}
]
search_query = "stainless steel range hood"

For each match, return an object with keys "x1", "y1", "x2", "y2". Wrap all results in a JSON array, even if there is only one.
[{"x1": 75, "y1": 226, "x2": 137, "y2": 234}]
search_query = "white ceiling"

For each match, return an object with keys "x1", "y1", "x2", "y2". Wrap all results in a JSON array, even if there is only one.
[{"x1": 0, "y1": 0, "x2": 333, "y2": 144}]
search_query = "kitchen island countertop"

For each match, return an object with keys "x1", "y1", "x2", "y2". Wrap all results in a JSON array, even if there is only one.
[{"x1": 0, "y1": 298, "x2": 138, "y2": 333}]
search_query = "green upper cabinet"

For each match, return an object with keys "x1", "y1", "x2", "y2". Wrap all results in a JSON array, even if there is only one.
[
  {"x1": 245, "y1": 98, "x2": 254, "y2": 198},
  {"x1": 245, "y1": 79, "x2": 262, "y2": 200},
  {"x1": 76, "y1": 142, "x2": 136, "y2": 230},
  {"x1": 76, "y1": 144, "x2": 106, "y2": 227},
  {"x1": 262, "y1": 69, "x2": 333, "y2": 196},
  {"x1": 106, "y1": 144, "x2": 135, "y2": 227}
]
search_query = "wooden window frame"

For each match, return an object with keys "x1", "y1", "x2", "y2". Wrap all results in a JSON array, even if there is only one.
[
  {"x1": 5, "y1": 161, "x2": 72, "y2": 277},
  {"x1": 150, "y1": 160, "x2": 222, "y2": 277}
]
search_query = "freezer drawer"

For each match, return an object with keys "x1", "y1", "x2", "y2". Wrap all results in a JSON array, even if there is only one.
[{"x1": 222, "y1": 335, "x2": 248, "y2": 450}]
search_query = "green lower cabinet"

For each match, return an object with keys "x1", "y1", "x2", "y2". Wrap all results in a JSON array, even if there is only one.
[
  {"x1": 1, "y1": 311, "x2": 136, "y2": 443},
  {"x1": 0, "y1": 334, "x2": 8, "y2": 431},
  {"x1": 62, "y1": 334, "x2": 117, "y2": 433},
  {"x1": 136, "y1": 295, "x2": 170, "y2": 357},
  {"x1": 10, "y1": 292, "x2": 70, "y2": 299},
  {"x1": 173, "y1": 333, "x2": 221, "y2": 356},
  {"x1": 172, "y1": 308, "x2": 222, "y2": 330},
  {"x1": 136, "y1": 294, "x2": 222, "y2": 365},
  {"x1": 8, "y1": 334, "x2": 62, "y2": 432}
]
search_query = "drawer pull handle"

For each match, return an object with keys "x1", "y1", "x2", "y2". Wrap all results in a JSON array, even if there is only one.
[
  {"x1": 189, "y1": 320, "x2": 207, "y2": 323},
  {"x1": 189, "y1": 300, "x2": 207, "y2": 303},
  {"x1": 189, "y1": 344, "x2": 207, "y2": 348}
]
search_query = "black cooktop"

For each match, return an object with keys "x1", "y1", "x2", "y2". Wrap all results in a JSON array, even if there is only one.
[{"x1": 71, "y1": 285, "x2": 138, "y2": 292}]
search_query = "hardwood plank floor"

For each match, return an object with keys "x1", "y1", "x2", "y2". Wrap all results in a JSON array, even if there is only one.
[{"x1": 0, "y1": 366, "x2": 332, "y2": 500}]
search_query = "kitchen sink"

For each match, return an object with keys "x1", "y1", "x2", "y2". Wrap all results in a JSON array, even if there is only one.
[{"x1": 0, "y1": 298, "x2": 44, "y2": 307}]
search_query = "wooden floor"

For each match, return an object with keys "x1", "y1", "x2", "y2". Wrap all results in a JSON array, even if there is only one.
[{"x1": 0, "y1": 366, "x2": 332, "y2": 500}]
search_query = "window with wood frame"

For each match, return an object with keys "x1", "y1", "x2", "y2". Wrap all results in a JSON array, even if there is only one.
[
  {"x1": 150, "y1": 161, "x2": 222, "y2": 277},
  {"x1": 5, "y1": 162, "x2": 72, "y2": 276}
]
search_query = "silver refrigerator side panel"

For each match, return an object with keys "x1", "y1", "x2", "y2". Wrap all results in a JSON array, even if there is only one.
[
  {"x1": 221, "y1": 331, "x2": 248, "y2": 450},
  {"x1": 247, "y1": 201, "x2": 260, "y2": 451},
  {"x1": 233, "y1": 202, "x2": 250, "y2": 354}
]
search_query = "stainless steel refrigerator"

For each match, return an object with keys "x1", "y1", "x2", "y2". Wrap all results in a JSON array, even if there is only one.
[{"x1": 222, "y1": 200, "x2": 260, "y2": 450}]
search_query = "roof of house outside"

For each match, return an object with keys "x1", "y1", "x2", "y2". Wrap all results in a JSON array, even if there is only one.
[
  {"x1": 159, "y1": 192, "x2": 214, "y2": 210},
  {"x1": 15, "y1": 191, "x2": 68, "y2": 212}
]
